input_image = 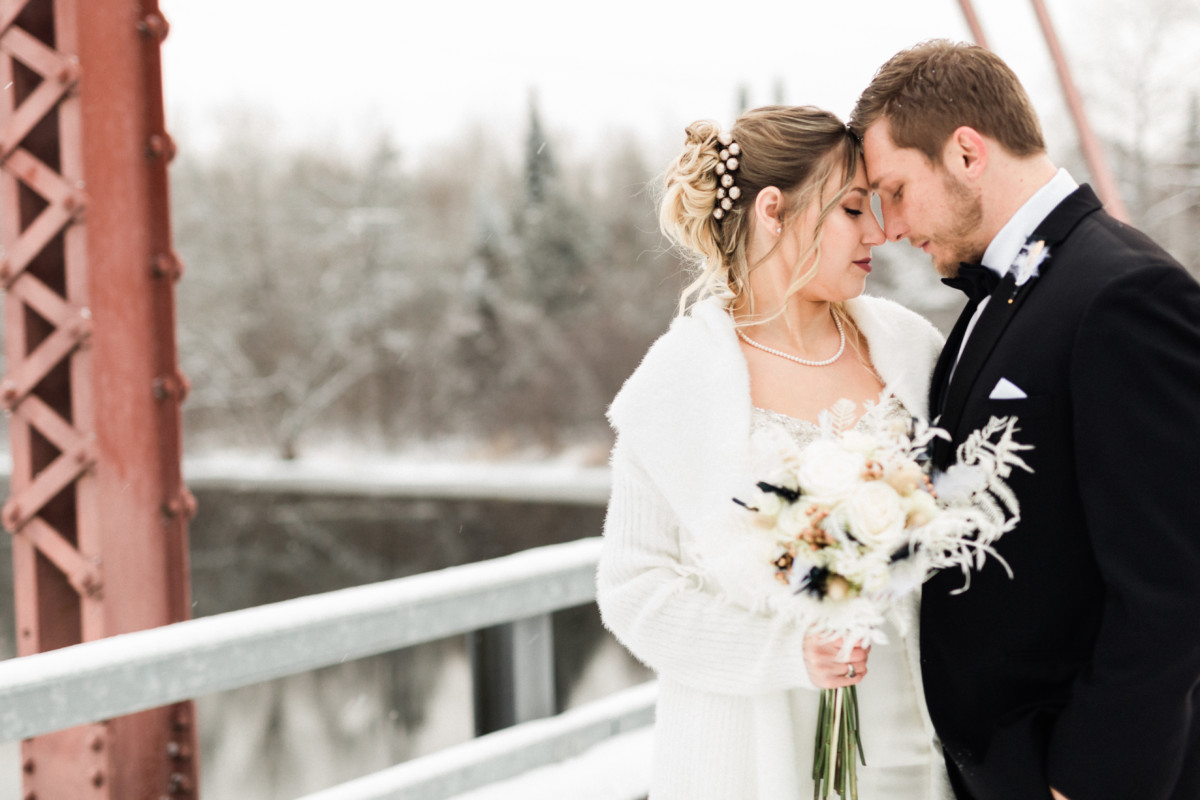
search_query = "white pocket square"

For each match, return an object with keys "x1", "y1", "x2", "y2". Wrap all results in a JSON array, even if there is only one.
[{"x1": 989, "y1": 377, "x2": 1028, "y2": 400}]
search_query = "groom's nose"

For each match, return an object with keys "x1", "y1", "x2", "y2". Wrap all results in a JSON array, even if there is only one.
[{"x1": 880, "y1": 207, "x2": 909, "y2": 243}]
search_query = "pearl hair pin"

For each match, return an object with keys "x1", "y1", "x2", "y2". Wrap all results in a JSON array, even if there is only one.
[{"x1": 712, "y1": 131, "x2": 742, "y2": 221}]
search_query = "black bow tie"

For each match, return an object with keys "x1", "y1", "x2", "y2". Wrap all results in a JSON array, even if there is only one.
[{"x1": 942, "y1": 263, "x2": 1000, "y2": 304}]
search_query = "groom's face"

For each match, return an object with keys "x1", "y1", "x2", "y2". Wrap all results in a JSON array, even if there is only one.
[{"x1": 862, "y1": 119, "x2": 984, "y2": 278}]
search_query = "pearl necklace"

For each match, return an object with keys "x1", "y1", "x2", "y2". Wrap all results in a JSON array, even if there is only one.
[{"x1": 736, "y1": 311, "x2": 845, "y2": 367}]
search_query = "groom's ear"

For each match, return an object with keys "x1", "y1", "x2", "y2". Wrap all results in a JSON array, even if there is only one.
[{"x1": 944, "y1": 126, "x2": 988, "y2": 180}]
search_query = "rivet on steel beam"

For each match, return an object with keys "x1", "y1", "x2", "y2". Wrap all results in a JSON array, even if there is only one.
[
  {"x1": 68, "y1": 315, "x2": 92, "y2": 343},
  {"x1": 0, "y1": 260, "x2": 11, "y2": 286},
  {"x1": 74, "y1": 444, "x2": 93, "y2": 465},
  {"x1": 152, "y1": 252, "x2": 185, "y2": 282},
  {"x1": 138, "y1": 13, "x2": 170, "y2": 42},
  {"x1": 146, "y1": 133, "x2": 177, "y2": 162},
  {"x1": 182, "y1": 487, "x2": 198, "y2": 518},
  {"x1": 152, "y1": 374, "x2": 178, "y2": 401},
  {"x1": 63, "y1": 191, "x2": 87, "y2": 218},
  {"x1": 166, "y1": 740, "x2": 192, "y2": 760},
  {"x1": 2, "y1": 500, "x2": 22, "y2": 530},
  {"x1": 164, "y1": 488, "x2": 199, "y2": 520},
  {"x1": 56, "y1": 58, "x2": 81, "y2": 86},
  {"x1": 168, "y1": 772, "x2": 190, "y2": 793},
  {"x1": 23, "y1": 792, "x2": 35, "y2": 800},
  {"x1": 81, "y1": 570, "x2": 103, "y2": 597},
  {"x1": 91, "y1": 769, "x2": 104, "y2": 787},
  {"x1": 1, "y1": 379, "x2": 19, "y2": 410},
  {"x1": 90, "y1": 734, "x2": 104, "y2": 752},
  {"x1": 22, "y1": 757, "x2": 33, "y2": 773},
  {"x1": 173, "y1": 705, "x2": 191, "y2": 731}
]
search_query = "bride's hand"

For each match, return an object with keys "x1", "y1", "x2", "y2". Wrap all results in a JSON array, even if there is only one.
[{"x1": 803, "y1": 634, "x2": 869, "y2": 689}]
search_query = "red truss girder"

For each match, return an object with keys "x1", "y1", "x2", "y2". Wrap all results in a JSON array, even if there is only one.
[{"x1": 1, "y1": 0, "x2": 198, "y2": 797}]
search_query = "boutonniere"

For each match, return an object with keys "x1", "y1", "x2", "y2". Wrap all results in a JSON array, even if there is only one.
[{"x1": 1013, "y1": 239, "x2": 1048, "y2": 288}]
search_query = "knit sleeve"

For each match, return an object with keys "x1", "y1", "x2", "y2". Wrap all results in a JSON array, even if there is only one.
[{"x1": 597, "y1": 438, "x2": 816, "y2": 695}]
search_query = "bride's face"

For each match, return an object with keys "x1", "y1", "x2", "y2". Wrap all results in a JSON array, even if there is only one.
[{"x1": 790, "y1": 165, "x2": 885, "y2": 303}]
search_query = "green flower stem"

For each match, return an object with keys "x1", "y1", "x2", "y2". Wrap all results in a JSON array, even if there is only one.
[{"x1": 812, "y1": 685, "x2": 867, "y2": 799}]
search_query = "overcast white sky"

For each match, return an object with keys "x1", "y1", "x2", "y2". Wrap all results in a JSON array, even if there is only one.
[{"x1": 157, "y1": 0, "x2": 1195, "y2": 166}]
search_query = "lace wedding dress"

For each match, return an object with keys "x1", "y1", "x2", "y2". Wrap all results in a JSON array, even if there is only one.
[{"x1": 749, "y1": 395, "x2": 943, "y2": 798}]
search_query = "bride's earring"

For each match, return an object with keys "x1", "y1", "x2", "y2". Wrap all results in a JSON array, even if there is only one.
[{"x1": 776, "y1": 225, "x2": 782, "y2": 234}]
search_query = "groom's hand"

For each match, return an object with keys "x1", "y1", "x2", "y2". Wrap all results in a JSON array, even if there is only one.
[{"x1": 1050, "y1": 788, "x2": 1070, "y2": 800}]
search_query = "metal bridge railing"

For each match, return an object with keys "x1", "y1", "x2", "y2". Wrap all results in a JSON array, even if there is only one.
[{"x1": 0, "y1": 537, "x2": 655, "y2": 798}]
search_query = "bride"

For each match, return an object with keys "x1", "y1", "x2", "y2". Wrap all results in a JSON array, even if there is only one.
[{"x1": 597, "y1": 105, "x2": 953, "y2": 799}]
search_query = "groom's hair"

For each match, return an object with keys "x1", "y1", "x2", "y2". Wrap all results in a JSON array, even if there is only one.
[{"x1": 849, "y1": 39, "x2": 1046, "y2": 165}]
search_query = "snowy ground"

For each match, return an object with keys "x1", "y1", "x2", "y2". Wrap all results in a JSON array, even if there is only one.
[{"x1": 450, "y1": 728, "x2": 652, "y2": 800}]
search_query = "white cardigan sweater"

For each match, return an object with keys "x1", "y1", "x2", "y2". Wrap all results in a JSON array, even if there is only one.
[{"x1": 598, "y1": 295, "x2": 952, "y2": 800}]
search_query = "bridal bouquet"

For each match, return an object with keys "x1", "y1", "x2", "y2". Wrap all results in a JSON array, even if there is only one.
[{"x1": 734, "y1": 400, "x2": 1032, "y2": 799}]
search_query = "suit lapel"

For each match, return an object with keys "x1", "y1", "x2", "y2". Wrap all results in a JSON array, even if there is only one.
[
  {"x1": 930, "y1": 184, "x2": 1104, "y2": 469},
  {"x1": 929, "y1": 298, "x2": 980, "y2": 421},
  {"x1": 937, "y1": 272, "x2": 1026, "y2": 445}
]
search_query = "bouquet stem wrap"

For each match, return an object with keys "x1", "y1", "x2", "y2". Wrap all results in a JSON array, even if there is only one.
[{"x1": 813, "y1": 686, "x2": 865, "y2": 799}]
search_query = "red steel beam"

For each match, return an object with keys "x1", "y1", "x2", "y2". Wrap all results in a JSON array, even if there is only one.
[
  {"x1": 0, "y1": 0, "x2": 198, "y2": 797},
  {"x1": 956, "y1": 0, "x2": 992, "y2": 49},
  {"x1": 957, "y1": 0, "x2": 1130, "y2": 222},
  {"x1": 1028, "y1": 0, "x2": 1130, "y2": 222}
]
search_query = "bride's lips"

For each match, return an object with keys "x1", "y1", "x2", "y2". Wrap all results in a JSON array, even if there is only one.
[{"x1": 854, "y1": 258, "x2": 872, "y2": 273}]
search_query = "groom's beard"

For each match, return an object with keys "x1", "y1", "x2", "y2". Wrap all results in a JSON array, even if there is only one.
[{"x1": 932, "y1": 171, "x2": 985, "y2": 279}]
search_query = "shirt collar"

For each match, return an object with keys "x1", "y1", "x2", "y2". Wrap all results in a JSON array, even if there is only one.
[{"x1": 981, "y1": 168, "x2": 1078, "y2": 277}]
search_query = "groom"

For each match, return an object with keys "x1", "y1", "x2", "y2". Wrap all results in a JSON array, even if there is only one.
[{"x1": 850, "y1": 41, "x2": 1200, "y2": 800}]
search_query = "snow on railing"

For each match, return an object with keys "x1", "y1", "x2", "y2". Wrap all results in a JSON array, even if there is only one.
[{"x1": 0, "y1": 538, "x2": 604, "y2": 742}]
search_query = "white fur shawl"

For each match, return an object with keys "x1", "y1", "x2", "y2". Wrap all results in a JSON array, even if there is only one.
[{"x1": 607, "y1": 295, "x2": 945, "y2": 619}]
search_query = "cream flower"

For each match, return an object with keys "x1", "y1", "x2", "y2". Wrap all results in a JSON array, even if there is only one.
[
  {"x1": 750, "y1": 487, "x2": 784, "y2": 521},
  {"x1": 840, "y1": 481, "x2": 907, "y2": 550},
  {"x1": 795, "y1": 440, "x2": 866, "y2": 501},
  {"x1": 839, "y1": 430, "x2": 877, "y2": 455},
  {"x1": 904, "y1": 488, "x2": 940, "y2": 529},
  {"x1": 885, "y1": 461, "x2": 925, "y2": 496},
  {"x1": 776, "y1": 499, "x2": 811, "y2": 538}
]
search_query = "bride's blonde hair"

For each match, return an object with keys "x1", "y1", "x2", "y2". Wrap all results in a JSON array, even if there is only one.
[{"x1": 658, "y1": 105, "x2": 860, "y2": 323}]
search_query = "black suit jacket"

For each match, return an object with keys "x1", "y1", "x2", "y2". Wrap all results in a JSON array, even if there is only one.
[{"x1": 921, "y1": 185, "x2": 1200, "y2": 800}]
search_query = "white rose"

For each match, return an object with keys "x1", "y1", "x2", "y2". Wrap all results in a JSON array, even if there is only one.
[
  {"x1": 904, "y1": 488, "x2": 940, "y2": 528},
  {"x1": 795, "y1": 440, "x2": 866, "y2": 501},
  {"x1": 841, "y1": 480, "x2": 907, "y2": 550},
  {"x1": 859, "y1": 558, "x2": 891, "y2": 594},
  {"x1": 751, "y1": 487, "x2": 783, "y2": 520},
  {"x1": 839, "y1": 430, "x2": 877, "y2": 455},
  {"x1": 776, "y1": 500, "x2": 811, "y2": 538}
]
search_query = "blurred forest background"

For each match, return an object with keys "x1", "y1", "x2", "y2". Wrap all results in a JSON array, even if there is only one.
[{"x1": 170, "y1": 88, "x2": 1200, "y2": 465}]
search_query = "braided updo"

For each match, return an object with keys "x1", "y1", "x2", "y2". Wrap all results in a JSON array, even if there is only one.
[{"x1": 658, "y1": 105, "x2": 860, "y2": 316}]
